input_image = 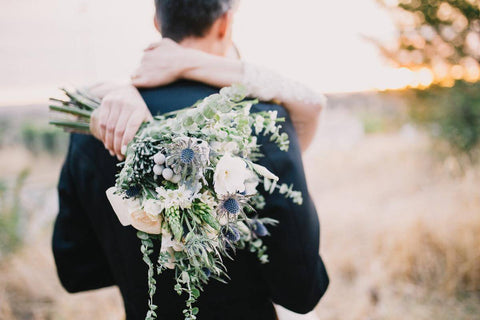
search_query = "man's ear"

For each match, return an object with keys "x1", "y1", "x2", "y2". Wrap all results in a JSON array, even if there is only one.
[
  {"x1": 216, "y1": 10, "x2": 234, "y2": 39},
  {"x1": 153, "y1": 15, "x2": 161, "y2": 33}
]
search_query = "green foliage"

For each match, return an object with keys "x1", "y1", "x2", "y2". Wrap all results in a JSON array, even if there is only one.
[
  {"x1": 404, "y1": 80, "x2": 480, "y2": 157},
  {"x1": 0, "y1": 169, "x2": 30, "y2": 258},
  {"x1": 0, "y1": 119, "x2": 9, "y2": 148},
  {"x1": 21, "y1": 123, "x2": 68, "y2": 155}
]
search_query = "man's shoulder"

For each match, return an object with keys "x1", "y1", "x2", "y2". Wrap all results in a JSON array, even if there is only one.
[{"x1": 139, "y1": 80, "x2": 219, "y2": 114}]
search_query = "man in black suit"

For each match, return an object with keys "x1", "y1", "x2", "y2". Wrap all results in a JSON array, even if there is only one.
[{"x1": 52, "y1": 1, "x2": 329, "y2": 319}]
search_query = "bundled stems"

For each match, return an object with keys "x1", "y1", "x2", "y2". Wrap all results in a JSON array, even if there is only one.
[{"x1": 49, "y1": 88, "x2": 100, "y2": 134}]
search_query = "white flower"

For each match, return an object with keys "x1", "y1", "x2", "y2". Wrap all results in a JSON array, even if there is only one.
[
  {"x1": 265, "y1": 121, "x2": 277, "y2": 134},
  {"x1": 222, "y1": 141, "x2": 239, "y2": 153},
  {"x1": 213, "y1": 153, "x2": 250, "y2": 195},
  {"x1": 210, "y1": 141, "x2": 239, "y2": 154},
  {"x1": 269, "y1": 110, "x2": 278, "y2": 121},
  {"x1": 254, "y1": 115, "x2": 264, "y2": 134},
  {"x1": 251, "y1": 163, "x2": 279, "y2": 181},
  {"x1": 161, "y1": 231, "x2": 184, "y2": 252},
  {"x1": 194, "y1": 190, "x2": 217, "y2": 208},
  {"x1": 156, "y1": 185, "x2": 193, "y2": 209},
  {"x1": 143, "y1": 199, "x2": 163, "y2": 216},
  {"x1": 129, "y1": 209, "x2": 162, "y2": 234}
]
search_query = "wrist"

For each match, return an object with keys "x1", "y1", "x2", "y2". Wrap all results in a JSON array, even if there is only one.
[{"x1": 181, "y1": 49, "x2": 211, "y2": 81}]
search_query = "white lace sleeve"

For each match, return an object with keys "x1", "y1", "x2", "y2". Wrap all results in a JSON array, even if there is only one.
[{"x1": 241, "y1": 62, "x2": 327, "y2": 106}]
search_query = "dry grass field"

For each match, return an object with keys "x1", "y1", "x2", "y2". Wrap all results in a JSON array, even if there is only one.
[{"x1": 0, "y1": 107, "x2": 479, "y2": 320}]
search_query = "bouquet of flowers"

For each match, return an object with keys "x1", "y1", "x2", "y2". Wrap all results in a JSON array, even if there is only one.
[{"x1": 49, "y1": 85, "x2": 303, "y2": 320}]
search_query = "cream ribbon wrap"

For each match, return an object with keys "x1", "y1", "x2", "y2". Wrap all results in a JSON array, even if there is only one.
[{"x1": 105, "y1": 187, "x2": 162, "y2": 234}]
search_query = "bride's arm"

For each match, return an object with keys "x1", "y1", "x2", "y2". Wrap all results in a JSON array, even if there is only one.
[{"x1": 132, "y1": 40, "x2": 326, "y2": 152}]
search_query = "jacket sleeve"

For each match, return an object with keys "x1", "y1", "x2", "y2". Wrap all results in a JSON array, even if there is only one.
[
  {"x1": 52, "y1": 138, "x2": 115, "y2": 293},
  {"x1": 255, "y1": 104, "x2": 329, "y2": 313}
]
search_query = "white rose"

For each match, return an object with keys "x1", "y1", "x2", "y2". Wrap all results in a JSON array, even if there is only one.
[
  {"x1": 129, "y1": 209, "x2": 162, "y2": 234},
  {"x1": 214, "y1": 153, "x2": 250, "y2": 195},
  {"x1": 143, "y1": 199, "x2": 163, "y2": 216}
]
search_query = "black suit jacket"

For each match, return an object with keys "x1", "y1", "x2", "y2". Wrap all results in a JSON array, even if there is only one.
[{"x1": 52, "y1": 81, "x2": 329, "y2": 320}]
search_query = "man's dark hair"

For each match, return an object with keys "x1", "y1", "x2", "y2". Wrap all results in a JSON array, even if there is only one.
[{"x1": 154, "y1": 0, "x2": 235, "y2": 42}]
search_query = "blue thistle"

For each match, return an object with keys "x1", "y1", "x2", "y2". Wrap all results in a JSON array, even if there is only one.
[
  {"x1": 125, "y1": 185, "x2": 141, "y2": 198},
  {"x1": 223, "y1": 226, "x2": 241, "y2": 242},
  {"x1": 202, "y1": 267, "x2": 211, "y2": 278},
  {"x1": 180, "y1": 148, "x2": 195, "y2": 164},
  {"x1": 223, "y1": 198, "x2": 240, "y2": 215},
  {"x1": 253, "y1": 220, "x2": 268, "y2": 237}
]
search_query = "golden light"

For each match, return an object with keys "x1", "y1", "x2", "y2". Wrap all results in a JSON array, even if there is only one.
[{"x1": 451, "y1": 65, "x2": 465, "y2": 80}]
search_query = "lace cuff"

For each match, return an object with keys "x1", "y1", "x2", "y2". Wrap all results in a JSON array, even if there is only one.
[{"x1": 241, "y1": 62, "x2": 327, "y2": 106}]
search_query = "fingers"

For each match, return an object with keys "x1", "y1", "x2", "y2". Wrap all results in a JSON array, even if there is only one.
[
  {"x1": 90, "y1": 85, "x2": 151, "y2": 160},
  {"x1": 104, "y1": 104, "x2": 121, "y2": 155},
  {"x1": 121, "y1": 111, "x2": 146, "y2": 154},
  {"x1": 131, "y1": 74, "x2": 152, "y2": 88},
  {"x1": 91, "y1": 102, "x2": 110, "y2": 144},
  {"x1": 90, "y1": 108, "x2": 100, "y2": 138},
  {"x1": 113, "y1": 110, "x2": 132, "y2": 160}
]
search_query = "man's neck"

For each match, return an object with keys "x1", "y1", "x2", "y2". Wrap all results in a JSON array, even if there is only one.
[{"x1": 179, "y1": 37, "x2": 225, "y2": 57}]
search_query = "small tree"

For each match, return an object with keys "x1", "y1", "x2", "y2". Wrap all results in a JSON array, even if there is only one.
[
  {"x1": 377, "y1": 0, "x2": 480, "y2": 160},
  {"x1": 377, "y1": 0, "x2": 480, "y2": 82}
]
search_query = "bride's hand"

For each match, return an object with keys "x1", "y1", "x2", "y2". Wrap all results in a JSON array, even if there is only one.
[
  {"x1": 90, "y1": 85, "x2": 153, "y2": 160},
  {"x1": 131, "y1": 39, "x2": 193, "y2": 88}
]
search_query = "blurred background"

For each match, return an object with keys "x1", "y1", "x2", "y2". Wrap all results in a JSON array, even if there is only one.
[{"x1": 0, "y1": 0, "x2": 479, "y2": 319}]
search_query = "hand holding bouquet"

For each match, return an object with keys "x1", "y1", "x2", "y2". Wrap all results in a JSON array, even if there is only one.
[{"x1": 49, "y1": 85, "x2": 302, "y2": 320}]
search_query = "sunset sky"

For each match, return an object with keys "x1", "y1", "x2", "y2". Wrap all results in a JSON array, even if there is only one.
[{"x1": 0, "y1": 0, "x2": 431, "y2": 105}]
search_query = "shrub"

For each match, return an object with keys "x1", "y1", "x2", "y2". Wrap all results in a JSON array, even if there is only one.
[
  {"x1": 0, "y1": 169, "x2": 30, "y2": 258},
  {"x1": 20, "y1": 123, "x2": 68, "y2": 155},
  {"x1": 404, "y1": 81, "x2": 480, "y2": 160}
]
